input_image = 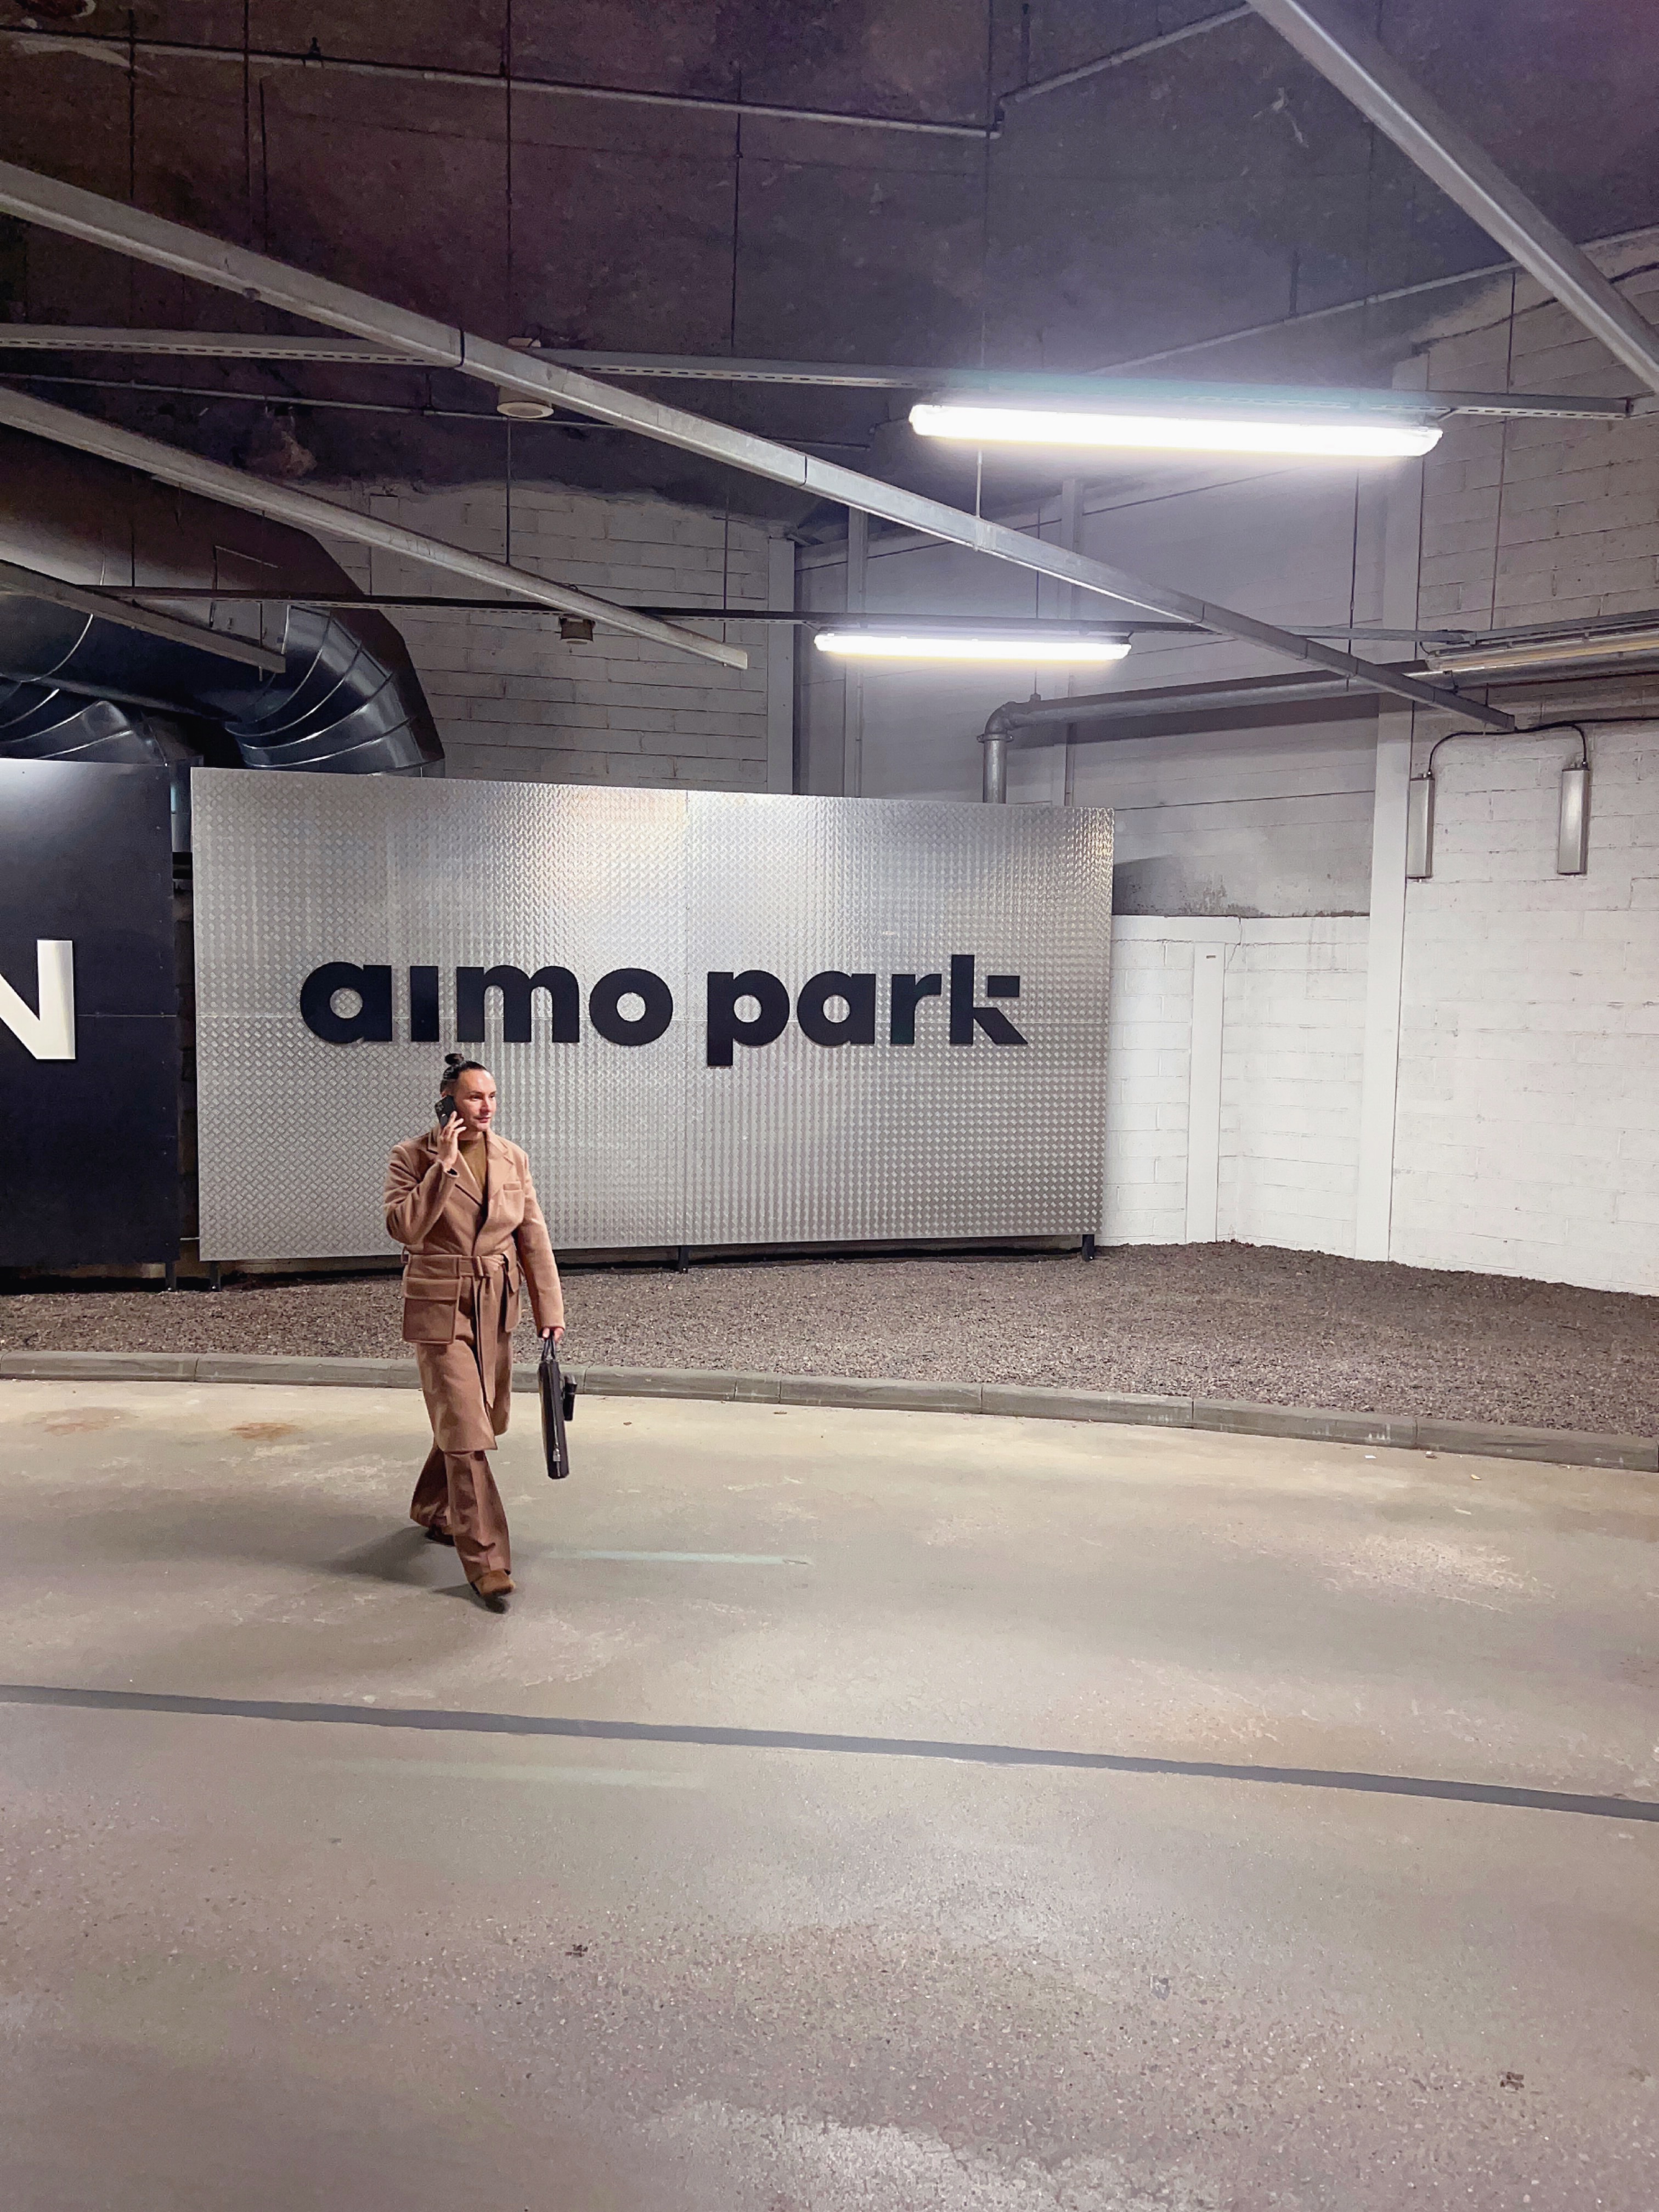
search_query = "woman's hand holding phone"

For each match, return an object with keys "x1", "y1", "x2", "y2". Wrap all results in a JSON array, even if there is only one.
[{"x1": 436, "y1": 1103, "x2": 464, "y2": 1172}]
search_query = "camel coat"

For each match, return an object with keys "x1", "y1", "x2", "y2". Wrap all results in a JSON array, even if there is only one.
[{"x1": 385, "y1": 1127, "x2": 563, "y2": 1455}]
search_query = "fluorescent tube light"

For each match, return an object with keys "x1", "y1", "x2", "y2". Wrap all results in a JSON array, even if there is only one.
[
  {"x1": 909, "y1": 399, "x2": 1441, "y2": 459},
  {"x1": 1426, "y1": 626, "x2": 1659, "y2": 677},
  {"x1": 814, "y1": 629, "x2": 1132, "y2": 664}
]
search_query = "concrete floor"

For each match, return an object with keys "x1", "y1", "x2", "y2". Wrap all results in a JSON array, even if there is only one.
[{"x1": 0, "y1": 1382, "x2": 1655, "y2": 2211}]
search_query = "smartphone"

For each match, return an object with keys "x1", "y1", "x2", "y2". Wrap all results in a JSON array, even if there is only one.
[{"x1": 435, "y1": 1097, "x2": 457, "y2": 1126}]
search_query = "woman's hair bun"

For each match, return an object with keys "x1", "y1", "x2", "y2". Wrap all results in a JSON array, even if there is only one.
[{"x1": 439, "y1": 1051, "x2": 487, "y2": 1094}]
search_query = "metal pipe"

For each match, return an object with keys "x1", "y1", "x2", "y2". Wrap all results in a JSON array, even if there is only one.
[
  {"x1": 0, "y1": 161, "x2": 1512, "y2": 730},
  {"x1": 0, "y1": 27, "x2": 990, "y2": 142},
  {"x1": 1246, "y1": 0, "x2": 1659, "y2": 396},
  {"x1": 1, "y1": 331, "x2": 1637, "y2": 424},
  {"x1": 988, "y1": 672, "x2": 1361, "y2": 733},
  {"x1": 0, "y1": 388, "x2": 748, "y2": 672},
  {"x1": 1001, "y1": 8, "x2": 1251, "y2": 111},
  {"x1": 981, "y1": 726, "x2": 1008, "y2": 803}
]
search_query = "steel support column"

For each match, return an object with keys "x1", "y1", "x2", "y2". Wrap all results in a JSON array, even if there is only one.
[
  {"x1": 1248, "y1": 0, "x2": 1659, "y2": 397},
  {"x1": 0, "y1": 159, "x2": 1512, "y2": 730}
]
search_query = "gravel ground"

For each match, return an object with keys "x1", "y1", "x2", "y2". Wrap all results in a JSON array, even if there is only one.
[{"x1": 2, "y1": 1243, "x2": 1654, "y2": 1435}]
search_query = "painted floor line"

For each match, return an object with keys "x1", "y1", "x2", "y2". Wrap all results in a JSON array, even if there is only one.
[{"x1": 3, "y1": 1682, "x2": 1654, "y2": 1822}]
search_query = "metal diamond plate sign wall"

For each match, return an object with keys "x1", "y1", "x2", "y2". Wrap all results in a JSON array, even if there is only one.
[{"x1": 191, "y1": 770, "x2": 1113, "y2": 1259}]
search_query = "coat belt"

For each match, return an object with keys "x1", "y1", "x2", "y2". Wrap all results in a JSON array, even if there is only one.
[
  {"x1": 403, "y1": 1252, "x2": 517, "y2": 1282},
  {"x1": 402, "y1": 1252, "x2": 518, "y2": 1425}
]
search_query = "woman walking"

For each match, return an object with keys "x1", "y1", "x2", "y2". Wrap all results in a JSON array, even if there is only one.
[{"x1": 385, "y1": 1053, "x2": 564, "y2": 1610}]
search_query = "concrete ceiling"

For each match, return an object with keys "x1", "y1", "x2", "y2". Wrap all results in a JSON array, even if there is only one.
[{"x1": 1, "y1": 0, "x2": 1656, "y2": 532}]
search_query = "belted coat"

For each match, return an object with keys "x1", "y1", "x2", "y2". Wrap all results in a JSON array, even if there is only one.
[{"x1": 384, "y1": 1127, "x2": 564, "y2": 1455}]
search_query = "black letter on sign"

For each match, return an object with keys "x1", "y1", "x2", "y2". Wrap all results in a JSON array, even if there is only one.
[
  {"x1": 888, "y1": 973, "x2": 943, "y2": 1046},
  {"x1": 948, "y1": 955, "x2": 1026, "y2": 1046},
  {"x1": 408, "y1": 966, "x2": 441, "y2": 1043},
  {"x1": 589, "y1": 967, "x2": 674, "y2": 1047},
  {"x1": 797, "y1": 970, "x2": 876, "y2": 1048},
  {"x1": 455, "y1": 964, "x2": 580, "y2": 1044},
  {"x1": 706, "y1": 969, "x2": 789, "y2": 1066},
  {"x1": 301, "y1": 962, "x2": 393, "y2": 1045}
]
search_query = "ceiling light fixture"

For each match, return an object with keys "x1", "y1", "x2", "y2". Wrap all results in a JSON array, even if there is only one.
[
  {"x1": 909, "y1": 399, "x2": 1441, "y2": 459},
  {"x1": 814, "y1": 628, "x2": 1132, "y2": 665},
  {"x1": 1424, "y1": 625, "x2": 1659, "y2": 677}
]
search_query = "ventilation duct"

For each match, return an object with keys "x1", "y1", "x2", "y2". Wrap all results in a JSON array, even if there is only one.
[{"x1": 0, "y1": 424, "x2": 442, "y2": 811}]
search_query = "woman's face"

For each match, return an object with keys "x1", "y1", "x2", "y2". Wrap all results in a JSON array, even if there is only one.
[{"x1": 452, "y1": 1070, "x2": 497, "y2": 1135}]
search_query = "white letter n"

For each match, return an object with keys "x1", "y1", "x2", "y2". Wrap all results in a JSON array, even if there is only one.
[{"x1": 0, "y1": 940, "x2": 76, "y2": 1060}]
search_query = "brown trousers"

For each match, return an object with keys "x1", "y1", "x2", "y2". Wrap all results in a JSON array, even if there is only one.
[
  {"x1": 409, "y1": 1445, "x2": 511, "y2": 1581},
  {"x1": 408, "y1": 1271, "x2": 514, "y2": 1582}
]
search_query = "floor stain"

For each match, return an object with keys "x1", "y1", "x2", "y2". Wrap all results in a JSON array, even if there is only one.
[
  {"x1": 231, "y1": 1421, "x2": 303, "y2": 1442},
  {"x1": 37, "y1": 1409, "x2": 128, "y2": 1435}
]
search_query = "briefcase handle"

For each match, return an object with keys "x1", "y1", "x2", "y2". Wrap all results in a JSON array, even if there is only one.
[{"x1": 540, "y1": 1330, "x2": 576, "y2": 1415}]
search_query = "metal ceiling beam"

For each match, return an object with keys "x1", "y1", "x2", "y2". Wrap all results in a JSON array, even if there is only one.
[
  {"x1": 0, "y1": 389, "x2": 748, "y2": 670},
  {"x1": 0, "y1": 555, "x2": 286, "y2": 674},
  {"x1": 0, "y1": 330, "x2": 1641, "y2": 422},
  {"x1": 0, "y1": 328, "x2": 426, "y2": 365},
  {"x1": 0, "y1": 161, "x2": 1514, "y2": 729},
  {"x1": 1247, "y1": 0, "x2": 1659, "y2": 397},
  {"x1": 537, "y1": 364, "x2": 1640, "y2": 421}
]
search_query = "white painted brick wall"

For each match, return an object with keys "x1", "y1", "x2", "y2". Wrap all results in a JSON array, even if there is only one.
[
  {"x1": 1103, "y1": 918, "x2": 1367, "y2": 1254},
  {"x1": 312, "y1": 482, "x2": 782, "y2": 791},
  {"x1": 1218, "y1": 921, "x2": 1368, "y2": 1253},
  {"x1": 1415, "y1": 257, "x2": 1659, "y2": 629},
  {"x1": 1103, "y1": 926, "x2": 1193, "y2": 1244},
  {"x1": 1390, "y1": 723, "x2": 1659, "y2": 1295}
]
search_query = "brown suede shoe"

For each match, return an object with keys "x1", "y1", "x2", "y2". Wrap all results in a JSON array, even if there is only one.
[{"x1": 472, "y1": 1569, "x2": 514, "y2": 1610}]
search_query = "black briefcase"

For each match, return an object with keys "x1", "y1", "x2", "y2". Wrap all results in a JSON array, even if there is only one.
[{"x1": 538, "y1": 1333, "x2": 577, "y2": 1480}]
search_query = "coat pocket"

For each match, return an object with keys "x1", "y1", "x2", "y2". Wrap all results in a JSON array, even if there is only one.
[{"x1": 401, "y1": 1296, "x2": 458, "y2": 1345}]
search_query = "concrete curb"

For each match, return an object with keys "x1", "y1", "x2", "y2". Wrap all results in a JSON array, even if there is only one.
[{"x1": 0, "y1": 1347, "x2": 1652, "y2": 1472}]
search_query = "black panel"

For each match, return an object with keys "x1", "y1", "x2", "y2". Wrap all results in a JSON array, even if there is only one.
[{"x1": 0, "y1": 759, "x2": 179, "y2": 1266}]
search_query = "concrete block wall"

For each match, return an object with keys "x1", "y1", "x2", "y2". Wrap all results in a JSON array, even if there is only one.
[
  {"x1": 313, "y1": 482, "x2": 786, "y2": 791},
  {"x1": 1102, "y1": 926, "x2": 1194, "y2": 1245},
  {"x1": 1218, "y1": 922, "x2": 1368, "y2": 1254},
  {"x1": 1390, "y1": 724, "x2": 1659, "y2": 1295},
  {"x1": 1103, "y1": 919, "x2": 1368, "y2": 1256},
  {"x1": 1413, "y1": 257, "x2": 1659, "y2": 631}
]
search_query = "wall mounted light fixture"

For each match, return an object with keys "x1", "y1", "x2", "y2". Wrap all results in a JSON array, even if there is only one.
[
  {"x1": 1558, "y1": 737, "x2": 1590, "y2": 874},
  {"x1": 1407, "y1": 724, "x2": 1591, "y2": 885},
  {"x1": 1406, "y1": 771, "x2": 1436, "y2": 879}
]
